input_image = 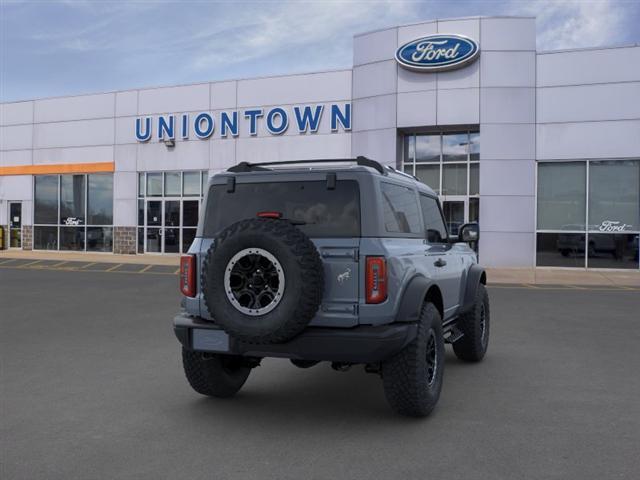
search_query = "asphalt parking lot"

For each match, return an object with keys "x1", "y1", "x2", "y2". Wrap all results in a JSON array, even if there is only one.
[{"x1": 1, "y1": 266, "x2": 639, "y2": 480}]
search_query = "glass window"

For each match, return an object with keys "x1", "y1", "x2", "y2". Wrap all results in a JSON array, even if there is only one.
[
  {"x1": 87, "y1": 174, "x2": 113, "y2": 225},
  {"x1": 587, "y1": 234, "x2": 639, "y2": 269},
  {"x1": 164, "y1": 228, "x2": 180, "y2": 253},
  {"x1": 87, "y1": 227, "x2": 113, "y2": 252},
  {"x1": 442, "y1": 164, "x2": 467, "y2": 195},
  {"x1": 470, "y1": 198, "x2": 480, "y2": 223},
  {"x1": 588, "y1": 160, "x2": 639, "y2": 232},
  {"x1": 33, "y1": 226, "x2": 58, "y2": 250},
  {"x1": 404, "y1": 135, "x2": 415, "y2": 163},
  {"x1": 183, "y1": 201, "x2": 199, "y2": 227},
  {"x1": 138, "y1": 173, "x2": 145, "y2": 197},
  {"x1": 469, "y1": 133, "x2": 480, "y2": 161},
  {"x1": 537, "y1": 162, "x2": 586, "y2": 231},
  {"x1": 415, "y1": 135, "x2": 440, "y2": 163},
  {"x1": 202, "y1": 172, "x2": 208, "y2": 196},
  {"x1": 469, "y1": 163, "x2": 479, "y2": 195},
  {"x1": 34, "y1": 175, "x2": 59, "y2": 225},
  {"x1": 138, "y1": 200, "x2": 144, "y2": 226},
  {"x1": 537, "y1": 232, "x2": 586, "y2": 267},
  {"x1": 442, "y1": 133, "x2": 468, "y2": 162},
  {"x1": 380, "y1": 183, "x2": 421, "y2": 234},
  {"x1": 443, "y1": 201, "x2": 465, "y2": 236},
  {"x1": 164, "y1": 172, "x2": 181, "y2": 196},
  {"x1": 183, "y1": 172, "x2": 201, "y2": 196},
  {"x1": 146, "y1": 173, "x2": 162, "y2": 196},
  {"x1": 204, "y1": 180, "x2": 361, "y2": 238},
  {"x1": 416, "y1": 164, "x2": 440, "y2": 193},
  {"x1": 59, "y1": 175, "x2": 85, "y2": 225},
  {"x1": 419, "y1": 195, "x2": 447, "y2": 243},
  {"x1": 182, "y1": 229, "x2": 197, "y2": 253},
  {"x1": 60, "y1": 227, "x2": 85, "y2": 251},
  {"x1": 165, "y1": 200, "x2": 180, "y2": 227}
]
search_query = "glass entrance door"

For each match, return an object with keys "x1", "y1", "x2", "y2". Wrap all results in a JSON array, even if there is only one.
[
  {"x1": 163, "y1": 200, "x2": 180, "y2": 253},
  {"x1": 442, "y1": 199, "x2": 466, "y2": 237},
  {"x1": 9, "y1": 202, "x2": 22, "y2": 248},
  {"x1": 144, "y1": 199, "x2": 198, "y2": 254},
  {"x1": 145, "y1": 200, "x2": 162, "y2": 253}
]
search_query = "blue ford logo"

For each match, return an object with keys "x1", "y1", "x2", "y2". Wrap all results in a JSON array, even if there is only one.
[{"x1": 395, "y1": 34, "x2": 480, "y2": 72}]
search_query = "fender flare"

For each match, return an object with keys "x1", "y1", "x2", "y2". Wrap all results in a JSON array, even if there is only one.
[
  {"x1": 460, "y1": 264, "x2": 487, "y2": 314},
  {"x1": 395, "y1": 275, "x2": 433, "y2": 323}
]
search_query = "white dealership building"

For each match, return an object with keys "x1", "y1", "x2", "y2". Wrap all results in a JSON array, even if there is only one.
[{"x1": 1, "y1": 16, "x2": 639, "y2": 269}]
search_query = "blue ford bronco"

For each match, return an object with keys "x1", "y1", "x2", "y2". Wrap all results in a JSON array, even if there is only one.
[{"x1": 174, "y1": 157, "x2": 489, "y2": 417}]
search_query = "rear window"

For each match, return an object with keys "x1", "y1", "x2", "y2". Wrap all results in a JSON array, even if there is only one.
[{"x1": 203, "y1": 180, "x2": 360, "y2": 237}]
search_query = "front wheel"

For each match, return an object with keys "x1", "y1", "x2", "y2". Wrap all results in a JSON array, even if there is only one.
[
  {"x1": 452, "y1": 283, "x2": 490, "y2": 362},
  {"x1": 381, "y1": 303, "x2": 445, "y2": 417},
  {"x1": 182, "y1": 348, "x2": 251, "y2": 398}
]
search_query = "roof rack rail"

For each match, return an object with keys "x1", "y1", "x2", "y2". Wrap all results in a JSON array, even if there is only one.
[{"x1": 226, "y1": 156, "x2": 386, "y2": 175}]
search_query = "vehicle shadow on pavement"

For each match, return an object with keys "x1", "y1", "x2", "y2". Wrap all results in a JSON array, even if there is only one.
[{"x1": 177, "y1": 351, "x2": 474, "y2": 425}]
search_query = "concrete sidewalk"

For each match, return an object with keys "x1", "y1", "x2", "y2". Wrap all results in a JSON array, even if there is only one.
[
  {"x1": 1, "y1": 250, "x2": 639, "y2": 286},
  {"x1": 0, "y1": 249, "x2": 178, "y2": 266},
  {"x1": 486, "y1": 267, "x2": 640, "y2": 287}
]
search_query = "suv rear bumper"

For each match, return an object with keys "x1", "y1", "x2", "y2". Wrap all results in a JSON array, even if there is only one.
[{"x1": 174, "y1": 312, "x2": 417, "y2": 364}]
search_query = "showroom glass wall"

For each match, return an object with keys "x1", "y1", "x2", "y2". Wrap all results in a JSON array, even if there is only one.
[
  {"x1": 137, "y1": 170, "x2": 207, "y2": 254},
  {"x1": 33, "y1": 174, "x2": 114, "y2": 252},
  {"x1": 402, "y1": 131, "x2": 479, "y2": 235},
  {"x1": 537, "y1": 160, "x2": 640, "y2": 269}
]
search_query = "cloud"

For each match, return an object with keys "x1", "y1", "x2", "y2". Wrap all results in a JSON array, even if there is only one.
[
  {"x1": 509, "y1": 0, "x2": 629, "y2": 50},
  {"x1": 188, "y1": 1, "x2": 420, "y2": 72}
]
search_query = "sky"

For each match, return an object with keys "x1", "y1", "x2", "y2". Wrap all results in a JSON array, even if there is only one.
[{"x1": 1, "y1": 0, "x2": 639, "y2": 102}]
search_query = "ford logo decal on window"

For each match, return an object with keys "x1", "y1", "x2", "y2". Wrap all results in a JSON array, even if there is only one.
[{"x1": 395, "y1": 34, "x2": 480, "y2": 72}]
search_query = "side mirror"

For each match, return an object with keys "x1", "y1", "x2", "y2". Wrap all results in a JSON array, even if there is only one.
[{"x1": 458, "y1": 223, "x2": 480, "y2": 243}]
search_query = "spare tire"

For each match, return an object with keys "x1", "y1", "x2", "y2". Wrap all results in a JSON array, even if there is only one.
[{"x1": 202, "y1": 218, "x2": 324, "y2": 344}]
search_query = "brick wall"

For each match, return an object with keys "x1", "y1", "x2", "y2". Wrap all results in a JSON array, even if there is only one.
[
  {"x1": 113, "y1": 227, "x2": 137, "y2": 255},
  {"x1": 22, "y1": 225, "x2": 33, "y2": 250}
]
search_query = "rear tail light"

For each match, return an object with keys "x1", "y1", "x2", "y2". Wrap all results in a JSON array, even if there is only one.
[
  {"x1": 180, "y1": 255, "x2": 196, "y2": 297},
  {"x1": 366, "y1": 256, "x2": 387, "y2": 304},
  {"x1": 257, "y1": 211, "x2": 282, "y2": 219}
]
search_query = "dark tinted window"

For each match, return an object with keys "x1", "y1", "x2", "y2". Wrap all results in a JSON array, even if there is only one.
[
  {"x1": 204, "y1": 180, "x2": 360, "y2": 237},
  {"x1": 60, "y1": 175, "x2": 85, "y2": 225},
  {"x1": 381, "y1": 183, "x2": 421, "y2": 234},
  {"x1": 34, "y1": 175, "x2": 58, "y2": 224},
  {"x1": 87, "y1": 174, "x2": 113, "y2": 225},
  {"x1": 420, "y1": 195, "x2": 448, "y2": 243}
]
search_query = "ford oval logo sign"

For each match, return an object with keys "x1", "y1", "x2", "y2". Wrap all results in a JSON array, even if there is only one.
[{"x1": 395, "y1": 34, "x2": 480, "y2": 72}]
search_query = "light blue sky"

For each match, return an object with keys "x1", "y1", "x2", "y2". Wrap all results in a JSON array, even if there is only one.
[{"x1": 1, "y1": 0, "x2": 639, "y2": 102}]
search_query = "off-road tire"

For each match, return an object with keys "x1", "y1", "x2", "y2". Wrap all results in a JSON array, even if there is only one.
[
  {"x1": 182, "y1": 348, "x2": 251, "y2": 398},
  {"x1": 453, "y1": 283, "x2": 490, "y2": 362},
  {"x1": 202, "y1": 218, "x2": 324, "y2": 344},
  {"x1": 381, "y1": 303, "x2": 445, "y2": 417}
]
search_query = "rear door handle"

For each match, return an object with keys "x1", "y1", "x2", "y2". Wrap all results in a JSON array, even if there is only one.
[{"x1": 433, "y1": 258, "x2": 447, "y2": 268}]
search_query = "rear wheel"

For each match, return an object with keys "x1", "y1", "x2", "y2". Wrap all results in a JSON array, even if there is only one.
[
  {"x1": 381, "y1": 303, "x2": 445, "y2": 417},
  {"x1": 182, "y1": 348, "x2": 251, "y2": 398}
]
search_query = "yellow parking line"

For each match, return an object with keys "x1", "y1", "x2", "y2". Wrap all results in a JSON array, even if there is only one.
[
  {"x1": 174, "y1": 268, "x2": 181, "y2": 275},
  {"x1": 51, "y1": 261, "x2": 68, "y2": 268},
  {"x1": 19, "y1": 260, "x2": 43, "y2": 268},
  {"x1": 106, "y1": 263, "x2": 123, "y2": 272},
  {"x1": 138, "y1": 264, "x2": 153, "y2": 273},
  {"x1": 80, "y1": 262, "x2": 96, "y2": 269},
  {"x1": 0, "y1": 258, "x2": 18, "y2": 265}
]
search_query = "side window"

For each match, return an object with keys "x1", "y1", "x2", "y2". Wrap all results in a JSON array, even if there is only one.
[
  {"x1": 381, "y1": 183, "x2": 422, "y2": 234},
  {"x1": 420, "y1": 194, "x2": 448, "y2": 243}
]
